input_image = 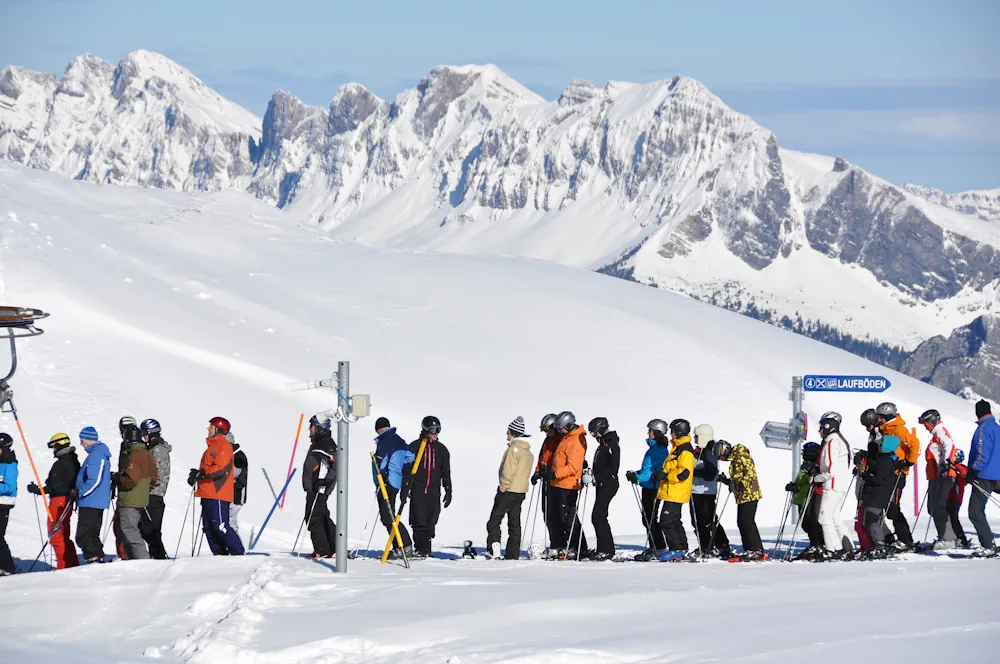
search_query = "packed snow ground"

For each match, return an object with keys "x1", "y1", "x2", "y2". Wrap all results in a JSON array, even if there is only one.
[{"x1": 1, "y1": 163, "x2": 999, "y2": 661}]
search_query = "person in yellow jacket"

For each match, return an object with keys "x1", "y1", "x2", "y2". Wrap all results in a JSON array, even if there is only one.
[
  {"x1": 875, "y1": 402, "x2": 918, "y2": 549},
  {"x1": 653, "y1": 419, "x2": 695, "y2": 559},
  {"x1": 717, "y1": 440, "x2": 766, "y2": 560}
]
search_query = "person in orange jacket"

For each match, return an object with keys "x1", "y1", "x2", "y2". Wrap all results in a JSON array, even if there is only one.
[
  {"x1": 874, "y1": 402, "x2": 918, "y2": 550},
  {"x1": 187, "y1": 416, "x2": 244, "y2": 555},
  {"x1": 544, "y1": 411, "x2": 589, "y2": 558}
]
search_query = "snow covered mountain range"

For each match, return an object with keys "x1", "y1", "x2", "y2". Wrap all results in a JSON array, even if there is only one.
[{"x1": 3, "y1": 50, "x2": 999, "y2": 399}]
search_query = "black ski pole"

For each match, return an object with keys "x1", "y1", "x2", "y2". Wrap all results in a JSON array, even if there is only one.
[
  {"x1": 784, "y1": 486, "x2": 815, "y2": 561},
  {"x1": 770, "y1": 492, "x2": 793, "y2": 559},
  {"x1": 174, "y1": 487, "x2": 195, "y2": 559},
  {"x1": 292, "y1": 492, "x2": 318, "y2": 556},
  {"x1": 706, "y1": 489, "x2": 730, "y2": 556},
  {"x1": 631, "y1": 483, "x2": 656, "y2": 554}
]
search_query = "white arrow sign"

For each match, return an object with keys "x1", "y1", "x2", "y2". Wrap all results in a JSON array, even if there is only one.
[{"x1": 760, "y1": 421, "x2": 793, "y2": 450}]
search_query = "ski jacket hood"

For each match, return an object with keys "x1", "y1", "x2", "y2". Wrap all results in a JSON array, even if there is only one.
[
  {"x1": 634, "y1": 439, "x2": 670, "y2": 489},
  {"x1": 656, "y1": 437, "x2": 695, "y2": 504},
  {"x1": 550, "y1": 426, "x2": 586, "y2": 490},
  {"x1": 76, "y1": 441, "x2": 112, "y2": 510},
  {"x1": 498, "y1": 438, "x2": 533, "y2": 494},
  {"x1": 0, "y1": 446, "x2": 17, "y2": 505},
  {"x1": 195, "y1": 435, "x2": 234, "y2": 502},
  {"x1": 970, "y1": 416, "x2": 1000, "y2": 481},
  {"x1": 373, "y1": 428, "x2": 414, "y2": 490}
]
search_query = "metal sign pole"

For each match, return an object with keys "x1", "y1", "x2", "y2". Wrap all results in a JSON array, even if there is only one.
[
  {"x1": 336, "y1": 361, "x2": 349, "y2": 574},
  {"x1": 790, "y1": 376, "x2": 804, "y2": 521}
]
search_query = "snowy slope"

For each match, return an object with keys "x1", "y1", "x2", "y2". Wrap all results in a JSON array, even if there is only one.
[{"x1": 1, "y1": 163, "x2": 999, "y2": 662}]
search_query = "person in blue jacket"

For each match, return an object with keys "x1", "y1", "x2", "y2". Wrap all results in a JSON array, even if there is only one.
[
  {"x1": 624, "y1": 419, "x2": 671, "y2": 560},
  {"x1": 0, "y1": 432, "x2": 17, "y2": 575},
  {"x1": 75, "y1": 426, "x2": 112, "y2": 564},
  {"x1": 968, "y1": 400, "x2": 1000, "y2": 556},
  {"x1": 373, "y1": 417, "x2": 415, "y2": 559}
]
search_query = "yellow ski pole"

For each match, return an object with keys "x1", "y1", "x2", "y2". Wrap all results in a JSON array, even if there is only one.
[
  {"x1": 381, "y1": 438, "x2": 428, "y2": 566},
  {"x1": 372, "y1": 453, "x2": 404, "y2": 552}
]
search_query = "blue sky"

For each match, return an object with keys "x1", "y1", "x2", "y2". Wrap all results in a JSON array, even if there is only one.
[{"x1": 2, "y1": 0, "x2": 998, "y2": 191}]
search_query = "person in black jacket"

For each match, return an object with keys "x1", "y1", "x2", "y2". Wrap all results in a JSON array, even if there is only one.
[
  {"x1": 302, "y1": 413, "x2": 337, "y2": 558},
  {"x1": 228, "y1": 432, "x2": 248, "y2": 539},
  {"x1": 408, "y1": 416, "x2": 451, "y2": 558},
  {"x1": 27, "y1": 433, "x2": 81, "y2": 569},
  {"x1": 690, "y1": 424, "x2": 731, "y2": 558},
  {"x1": 587, "y1": 417, "x2": 619, "y2": 560},
  {"x1": 858, "y1": 431, "x2": 899, "y2": 560}
]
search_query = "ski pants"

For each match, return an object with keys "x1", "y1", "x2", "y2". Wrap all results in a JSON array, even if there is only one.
[
  {"x1": 230, "y1": 503, "x2": 242, "y2": 536},
  {"x1": 690, "y1": 493, "x2": 729, "y2": 553},
  {"x1": 659, "y1": 501, "x2": 688, "y2": 551},
  {"x1": 641, "y1": 487, "x2": 666, "y2": 550},
  {"x1": 0, "y1": 505, "x2": 14, "y2": 574},
  {"x1": 113, "y1": 507, "x2": 130, "y2": 560},
  {"x1": 486, "y1": 490, "x2": 524, "y2": 559},
  {"x1": 947, "y1": 499, "x2": 967, "y2": 544},
  {"x1": 409, "y1": 485, "x2": 441, "y2": 555},
  {"x1": 928, "y1": 477, "x2": 957, "y2": 542},
  {"x1": 548, "y1": 485, "x2": 588, "y2": 554},
  {"x1": 968, "y1": 478, "x2": 999, "y2": 549},
  {"x1": 139, "y1": 494, "x2": 168, "y2": 560},
  {"x1": 48, "y1": 496, "x2": 79, "y2": 569},
  {"x1": 818, "y1": 489, "x2": 849, "y2": 552},
  {"x1": 801, "y1": 493, "x2": 824, "y2": 549},
  {"x1": 307, "y1": 491, "x2": 337, "y2": 557},
  {"x1": 736, "y1": 500, "x2": 763, "y2": 553},
  {"x1": 591, "y1": 479, "x2": 617, "y2": 556},
  {"x1": 76, "y1": 506, "x2": 105, "y2": 561},
  {"x1": 200, "y1": 499, "x2": 245, "y2": 555},
  {"x1": 863, "y1": 505, "x2": 888, "y2": 545},
  {"x1": 855, "y1": 502, "x2": 872, "y2": 550},
  {"x1": 377, "y1": 485, "x2": 412, "y2": 549},
  {"x1": 119, "y1": 506, "x2": 150, "y2": 559},
  {"x1": 886, "y1": 474, "x2": 913, "y2": 545},
  {"x1": 543, "y1": 483, "x2": 564, "y2": 547}
]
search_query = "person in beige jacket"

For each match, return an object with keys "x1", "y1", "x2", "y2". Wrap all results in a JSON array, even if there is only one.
[{"x1": 485, "y1": 416, "x2": 534, "y2": 559}]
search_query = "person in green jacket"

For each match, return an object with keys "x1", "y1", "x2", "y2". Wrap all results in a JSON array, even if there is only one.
[
  {"x1": 784, "y1": 442, "x2": 824, "y2": 556},
  {"x1": 117, "y1": 435, "x2": 158, "y2": 560}
]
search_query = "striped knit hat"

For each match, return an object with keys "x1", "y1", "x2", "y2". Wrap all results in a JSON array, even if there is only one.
[
  {"x1": 508, "y1": 416, "x2": 526, "y2": 437},
  {"x1": 80, "y1": 426, "x2": 99, "y2": 442}
]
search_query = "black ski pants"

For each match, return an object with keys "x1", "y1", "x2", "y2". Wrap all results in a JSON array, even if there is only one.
[
  {"x1": 543, "y1": 483, "x2": 563, "y2": 547},
  {"x1": 486, "y1": 490, "x2": 525, "y2": 559},
  {"x1": 802, "y1": 494, "x2": 824, "y2": 549},
  {"x1": 0, "y1": 505, "x2": 14, "y2": 574},
  {"x1": 307, "y1": 491, "x2": 337, "y2": 556},
  {"x1": 548, "y1": 485, "x2": 588, "y2": 553},
  {"x1": 591, "y1": 479, "x2": 618, "y2": 556},
  {"x1": 659, "y1": 501, "x2": 687, "y2": 551},
  {"x1": 886, "y1": 474, "x2": 913, "y2": 545},
  {"x1": 690, "y1": 493, "x2": 729, "y2": 553},
  {"x1": 76, "y1": 506, "x2": 105, "y2": 561},
  {"x1": 641, "y1": 487, "x2": 666, "y2": 550},
  {"x1": 139, "y1": 494, "x2": 168, "y2": 559},
  {"x1": 947, "y1": 498, "x2": 967, "y2": 544},
  {"x1": 409, "y1": 485, "x2": 441, "y2": 555},
  {"x1": 969, "y1": 478, "x2": 999, "y2": 549},
  {"x1": 737, "y1": 500, "x2": 763, "y2": 553},
  {"x1": 377, "y1": 485, "x2": 412, "y2": 550}
]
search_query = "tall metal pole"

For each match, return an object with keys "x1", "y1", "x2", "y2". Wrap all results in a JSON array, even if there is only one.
[
  {"x1": 790, "y1": 375, "x2": 804, "y2": 521},
  {"x1": 335, "y1": 361, "x2": 349, "y2": 573}
]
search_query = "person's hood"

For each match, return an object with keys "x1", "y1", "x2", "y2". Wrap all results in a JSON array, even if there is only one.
[
  {"x1": 54, "y1": 445, "x2": 76, "y2": 458},
  {"x1": 84, "y1": 441, "x2": 112, "y2": 461},
  {"x1": 147, "y1": 436, "x2": 172, "y2": 453},
  {"x1": 510, "y1": 438, "x2": 531, "y2": 452},
  {"x1": 377, "y1": 427, "x2": 398, "y2": 440}
]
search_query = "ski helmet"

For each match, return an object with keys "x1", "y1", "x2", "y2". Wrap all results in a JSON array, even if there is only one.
[
  {"x1": 140, "y1": 418, "x2": 161, "y2": 436},
  {"x1": 669, "y1": 418, "x2": 691, "y2": 439},
  {"x1": 0, "y1": 432, "x2": 13, "y2": 449},
  {"x1": 209, "y1": 416, "x2": 231, "y2": 435},
  {"x1": 860, "y1": 408, "x2": 878, "y2": 429},
  {"x1": 309, "y1": 412, "x2": 333, "y2": 431},
  {"x1": 918, "y1": 409, "x2": 941, "y2": 427},
  {"x1": 875, "y1": 402, "x2": 897, "y2": 420},
  {"x1": 714, "y1": 439, "x2": 733, "y2": 461},
  {"x1": 540, "y1": 413, "x2": 558, "y2": 433},
  {"x1": 955, "y1": 449, "x2": 965, "y2": 465},
  {"x1": 853, "y1": 449, "x2": 867, "y2": 468},
  {"x1": 421, "y1": 415, "x2": 442, "y2": 435},
  {"x1": 554, "y1": 411, "x2": 576, "y2": 433},
  {"x1": 48, "y1": 432, "x2": 71, "y2": 449},
  {"x1": 646, "y1": 419, "x2": 668, "y2": 437},
  {"x1": 802, "y1": 441, "x2": 821, "y2": 462},
  {"x1": 819, "y1": 411, "x2": 842, "y2": 436},
  {"x1": 694, "y1": 424, "x2": 714, "y2": 447},
  {"x1": 587, "y1": 417, "x2": 610, "y2": 438},
  {"x1": 119, "y1": 416, "x2": 137, "y2": 433}
]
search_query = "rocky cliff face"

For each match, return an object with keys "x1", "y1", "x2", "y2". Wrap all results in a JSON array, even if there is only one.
[{"x1": 902, "y1": 315, "x2": 1000, "y2": 401}]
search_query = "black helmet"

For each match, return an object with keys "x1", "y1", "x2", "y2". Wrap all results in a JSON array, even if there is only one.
[
  {"x1": 554, "y1": 411, "x2": 576, "y2": 432},
  {"x1": 421, "y1": 415, "x2": 442, "y2": 435},
  {"x1": 802, "y1": 441, "x2": 821, "y2": 462},
  {"x1": 819, "y1": 411, "x2": 842, "y2": 436},
  {"x1": 0, "y1": 432, "x2": 13, "y2": 449},
  {"x1": 588, "y1": 417, "x2": 610, "y2": 438},
  {"x1": 860, "y1": 408, "x2": 878, "y2": 429},
  {"x1": 540, "y1": 413, "x2": 558, "y2": 433},
  {"x1": 714, "y1": 440, "x2": 733, "y2": 461},
  {"x1": 669, "y1": 418, "x2": 691, "y2": 438},
  {"x1": 119, "y1": 416, "x2": 137, "y2": 434},
  {"x1": 875, "y1": 402, "x2": 897, "y2": 420},
  {"x1": 918, "y1": 409, "x2": 941, "y2": 426}
]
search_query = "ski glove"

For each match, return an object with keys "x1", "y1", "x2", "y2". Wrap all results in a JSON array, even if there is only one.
[
  {"x1": 784, "y1": 482, "x2": 797, "y2": 492},
  {"x1": 717, "y1": 473, "x2": 731, "y2": 486},
  {"x1": 68, "y1": 487, "x2": 79, "y2": 501},
  {"x1": 625, "y1": 470, "x2": 638, "y2": 485},
  {"x1": 400, "y1": 482, "x2": 411, "y2": 503},
  {"x1": 651, "y1": 469, "x2": 665, "y2": 484},
  {"x1": 443, "y1": 490, "x2": 452, "y2": 508},
  {"x1": 27, "y1": 481, "x2": 41, "y2": 495},
  {"x1": 187, "y1": 468, "x2": 201, "y2": 487},
  {"x1": 966, "y1": 468, "x2": 980, "y2": 485},
  {"x1": 530, "y1": 471, "x2": 541, "y2": 486},
  {"x1": 544, "y1": 468, "x2": 556, "y2": 482}
]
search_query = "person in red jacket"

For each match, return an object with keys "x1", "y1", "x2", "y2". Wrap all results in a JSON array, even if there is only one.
[
  {"x1": 947, "y1": 451, "x2": 972, "y2": 549},
  {"x1": 188, "y1": 417, "x2": 244, "y2": 555}
]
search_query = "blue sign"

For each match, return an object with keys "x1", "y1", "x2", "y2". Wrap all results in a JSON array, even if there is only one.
[{"x1": 803, "y1": 375, "x2": 891, "y2": 393}]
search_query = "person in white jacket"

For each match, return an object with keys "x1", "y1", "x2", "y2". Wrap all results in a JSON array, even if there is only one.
[
  {"x1": 813, "y1": 412, "x2": 854, "y2": 558},
  {"x1": 919, "y1": 409, "x2": 958, "y2": 548}
]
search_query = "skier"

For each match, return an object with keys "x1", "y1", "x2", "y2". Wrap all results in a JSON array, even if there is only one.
[
  {"x1": 373, "y1": 417, "x2": 415, "y2": 560},
  {"x1": 587, "y1": 417, "x2": 620, "y2": 560},
  {"x1": 624, "y1": 419, "x2": 670, "y2": 560},
  {"x1": 947, "y1": 450, "x2": 972, "y2": 548},
  {"x1": 786, "y1": 442, "x2": 824, "y2": 557},
  {"x1": 408, "y1": 416, "x2": 452, "y2": 558},
  {"x1": 812, "y1": 412, "x2": 854, "y2": 559},
  {"x1": 139, "y1": 418, "x2": 170, "y2": 559},
  {"x1": 74, "y1": 426, "x2": 112, "y2": 564},
  {"x1": 874, "y1": 402, "x2": 919, "y2": 550},
  {"x1": 967, "y1": 399, "x2": 1000, "y2": 557},
  {"x1": 918, "y1": 408, "x2": 958, "y2": 549},
  {"x1": 857, "y1": 428, "x2": 901, "y2": 560},
  {"x1": 716, "y1": 441, "x2": 766, "y2": 560},
  {"x1": 0, "y1": 432, "x2": 17, "y2": 576},
  {"x1": 691, "y1": 424, "x2": 731, "y2": 558},
  {"x1": 117, "y1": 422, "x2": 158, "y2": 560},
  {"x1": 653, "y1": 419, "x2": 695, "y2": 561},
  {"x1": 531, "y1": 413, "x2": 561, "y2": 548},
  {"x1": 188, "y1": 416, "x2": 244, "y2": 556},
  {"x1": 26, "y1": 433, "x2": 80, "y2": 569},
  {"x1": 112, "y1": 416, "x2": 142, "y2": 560},
  {"x1": 229, "y1": 431, "x2": 248, "y2": 540},
  {"x1": 546, "y1": 411, "x2": 588, "y2": 559},
  {"x1": 302, "y1": 412, "x2": 337, "y2": 558},
  {"x1": 486, "y1": 416, "x2": 533, "y2": 559}
]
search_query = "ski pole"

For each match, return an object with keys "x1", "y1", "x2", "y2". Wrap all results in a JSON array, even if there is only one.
[
  {"x1": 784, "y1": 486, "x2": 815, "y2": 561},
  {"x1": 912, "y1": 485, "x2": 929, "y2": 539},
  {"x1": 250, "y1": 469, "x2": 297, "y2": 551},
  {"x1": 706, "y1": 489, "x2": 730, "y2": 555},
  {"x1": 28, "y1": 499, "x2": 75, "y2": 572},
  {"x1": 32, "y1": 493, "x2": 44, "y2": 546},
  {"x1": 631, "y1": 483, "x2": 656, "y2": 553},
  {"x1": 689, "y1": 495, "x2": 703, "y2": 560},
  {"x1": 381, "y1": 438, "x2": 429, "y2": 567},
  {"x1": 196, "y1": 528, "x2": 205, "y2": 557},
  {"x1": 523, "y1": 482, "x2": 537, "y2": 553},
  {"x1": 770, "y1": 492, "x2": 793, "y2": 559},
  {"x1": 292, "y1": 491, "x2": 318, "y2": 556},
  {"x1": 102, "y1": 500, "x2": 118, "y2": 548},
  {"x1": 573, "y1": 483, "x2": 589, "y2": 561},
  {"x1": 174, "y1": 486, "x2": 195, "y2": 559},
  {"x1": 372, "y1": 452, "x2": 406, "y2": 562},
  {"x1": 971, "y1": 480, "x2": 1000, "y2": 509}
]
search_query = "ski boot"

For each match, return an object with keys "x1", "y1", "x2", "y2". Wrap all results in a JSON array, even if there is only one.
[
  {"x1": 958, "y1": 538, "x2": 973, "y2": 550},
  {"x1": 889, "y1": 540, "x2": 914, "y2": 554},
  {"x1": 932, "y1": 539, "x2": 958, "y2": 552},
  {"x1": 591, "y1": 551, "x2": 614, "y2": 562},
  {"x1": 633, "y1": 548, "x2": 662, "y2": 562},
  {"x1": 734, "y1": 549, "x2": 769, "y2": 562},
  {"x1": 858, "y1": 544, "x2": 891, "y2": 561},
  {"x1": 462, "y1": 540, "x2": 477, "y2": 559},
  {"x1": 485, "y1": 542, "x2": 501, "y2": 560},
  {"x1": 969, "y1": 546, "x2": 998, "y2": 559},
  {"x1": 794, "y1": 546, "x2": 821, "y2": 562},
  {"x1": 658, "y1": 549, "x2": 688, "y2": 562}
]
